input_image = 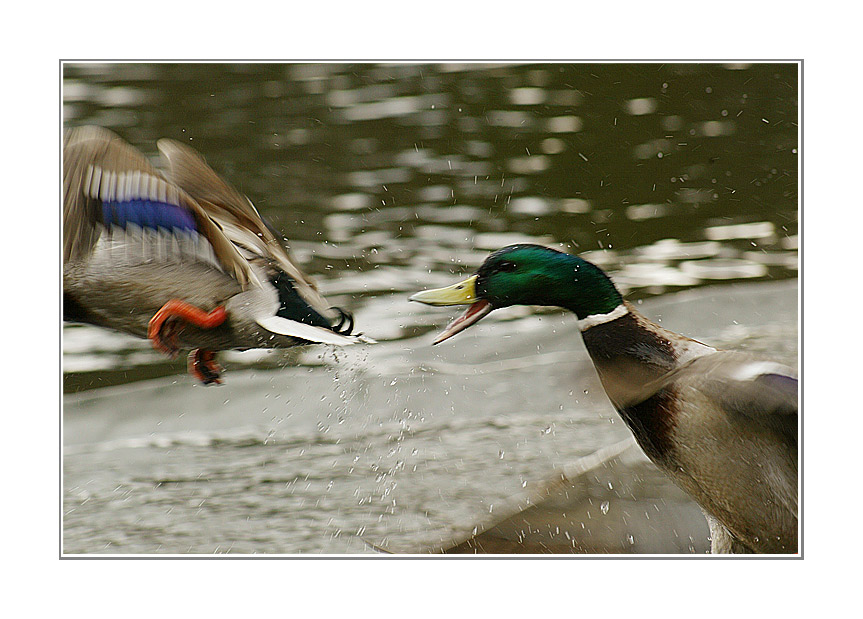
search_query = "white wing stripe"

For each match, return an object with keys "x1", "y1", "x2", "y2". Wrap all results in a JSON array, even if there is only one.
[
  {"x1": 147, "y1": 174, "x2": 160, "y2": 202},
  {"x1": 255, "y1": 316, "x2": 358, "y2": 346},
  {"x1": 83, "y1": 164, "x2": 95, "y2": 199},
  {"x1": 117, "y1": 171, "x2": 127, "y2": 201},
  {"x1": 99, "y1": 169, "x2": 110, "y2": 201}
]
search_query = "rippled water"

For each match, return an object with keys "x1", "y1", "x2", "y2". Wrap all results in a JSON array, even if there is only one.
[{"x1": 62, "y1": 63, "x2": 798, "y2": 554}]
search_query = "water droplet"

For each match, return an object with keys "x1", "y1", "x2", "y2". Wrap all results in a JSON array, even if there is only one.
[{"x1": 600, "y1": 501, "x2": 610, "y2": 515}]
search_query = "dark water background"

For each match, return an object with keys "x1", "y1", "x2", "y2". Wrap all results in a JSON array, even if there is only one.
[{"x1": 62, "y1": 63, "x2": 798, "y2": 554}]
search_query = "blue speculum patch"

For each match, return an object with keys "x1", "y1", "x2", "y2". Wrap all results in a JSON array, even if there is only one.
[{"x1": 102, "y1": 199, "x2": 197, "y2": 233}]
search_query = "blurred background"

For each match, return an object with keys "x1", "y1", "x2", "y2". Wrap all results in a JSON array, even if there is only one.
[{"x1": 62, "y1": 63, "x2": 798, "y2": 554}]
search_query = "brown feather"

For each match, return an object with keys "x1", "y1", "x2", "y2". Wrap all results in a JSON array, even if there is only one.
[
  {"x1": 63, "y1": 126, "x2": 159, "y2": 262},
  {"x1": 156, "y1": 138, "x2": 332, "y2": 317},
  {"x1": 63, "y1": 127, "x2": 257, "y2": 289}
]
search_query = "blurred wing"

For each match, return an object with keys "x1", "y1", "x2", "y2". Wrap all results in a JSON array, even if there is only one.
[
  {"x1": 690, "y1": 354, "x2": 797, "y2": 444},
  {"x1": 64, "y1": 126, "x2": 157, "y2": 262},
  {"x1": 63, "y1": 126, "x2": 257, "y2": 287},
  {"x1": 156, "y1": 138, "x2": 333, "y2": 318},
  {"x1": 651, "y1": 352, "x2": 798, "y2": 443}
]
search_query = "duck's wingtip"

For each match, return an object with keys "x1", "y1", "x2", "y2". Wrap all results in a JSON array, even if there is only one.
[{"x1": 255, "y1": 316, "x2": 376, "y2": 347}]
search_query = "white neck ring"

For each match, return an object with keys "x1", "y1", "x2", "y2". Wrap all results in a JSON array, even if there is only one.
[{"x1": 578, "y1": 304, "x2": 629, "y2": 331}]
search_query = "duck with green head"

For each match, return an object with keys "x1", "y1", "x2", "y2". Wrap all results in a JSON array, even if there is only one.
[{"x1": 410, "y1": 244, "x2": 798, "y2": 554}]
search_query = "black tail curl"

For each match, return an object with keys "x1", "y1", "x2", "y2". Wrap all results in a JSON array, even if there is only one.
[{"x1": 330, "y1": 307, "x2": 354, "y2": 335}]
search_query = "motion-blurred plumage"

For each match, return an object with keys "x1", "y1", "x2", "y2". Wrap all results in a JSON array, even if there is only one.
[{"x1": 64, "y1": 126, "x2": 367, "y2": 385}]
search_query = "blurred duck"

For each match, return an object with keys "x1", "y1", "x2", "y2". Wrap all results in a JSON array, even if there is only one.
[
  {"x1": 410, "y1": 244, "x2": 797, "y2": 554},
  {"x1": 64, "y1": 126, "x2": 367, "y2": 385}
]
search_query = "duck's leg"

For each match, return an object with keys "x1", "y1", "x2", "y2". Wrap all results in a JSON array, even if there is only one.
[
  {"x1": 188, "y1": 349, "x2": 223, "y2": 385},
  {"x1": 148, "y1": 300, "x2": 227, "y2": 383}
]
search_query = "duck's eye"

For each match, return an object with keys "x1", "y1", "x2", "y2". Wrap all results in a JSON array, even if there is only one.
[{"x1": 497, "y1": 261, "x2": 517, "y2": 273}]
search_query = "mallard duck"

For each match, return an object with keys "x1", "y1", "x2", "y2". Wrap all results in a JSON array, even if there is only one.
[
  {"x1": 410, "y1": 243, "x2": 798, "y2": 554},
  {"x1": 64, "y1": 126, "x2": 367, "y2": 385}
]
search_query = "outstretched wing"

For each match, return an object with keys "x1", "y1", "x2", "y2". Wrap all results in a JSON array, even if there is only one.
[
  {"x1": 647, "y1": 352, "x2": 798, "y2": 444},
  {"x1": 63, "y1": 126, "x2": 257, "y2": 287},
  {"x1": 64, "y1": 126, "x2": 156, "y2": 263},
  {"x1": 683, "y1": 353, "x2": 797, "y2": 444},
  {"x1": 156, "y1": 138, "x2": 334, "y2": 321}
]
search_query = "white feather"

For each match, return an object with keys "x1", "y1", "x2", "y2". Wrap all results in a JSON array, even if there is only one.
[
  {"x1": 126, "y1": 170, "x2": 138, "y2": 199},
  {"x1": 116, "y1": 171, "x2": 127, "y2": 201},
  {"x1": 147, "y1": 174, "x2": 160, "y2": 202},
  {"x1": 578, "y1": 304, "x2": 629, "y2": 331},
  {"x1": 128, "y1": 170, "x2": 142, "y2": 200},
  {"x1": 99, "y1": 170, "x2": 111, "y2": 201},
  {"x1": 84, "y1": 165, "x2": 96, "y2": 199},
  {"x1": 255, "y1": 316, "x2": 360, "y2": 346}
]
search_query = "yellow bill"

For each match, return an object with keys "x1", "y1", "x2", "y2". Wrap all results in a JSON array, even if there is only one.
[
  {"x1": 409, "y1": 275, "x2": 494, "y2": 344},
  {"x1": 409, "y1": 275, "x2": 479, "y2": 306}
]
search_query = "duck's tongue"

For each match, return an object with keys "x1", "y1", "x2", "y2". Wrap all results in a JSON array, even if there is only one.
[{"x1": 433, "y1": 299, "x2": 493, "y2": 345}]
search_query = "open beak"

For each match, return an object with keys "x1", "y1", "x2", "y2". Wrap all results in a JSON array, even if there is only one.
[{"x1": 409, "y1": 275, "x2": 494, "y2": 344}]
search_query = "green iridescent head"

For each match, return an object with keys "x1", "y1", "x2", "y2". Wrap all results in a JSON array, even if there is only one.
[{"x1": 410, "y1": 244, "x2": 623, "y2": 344}]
